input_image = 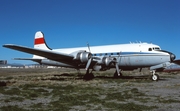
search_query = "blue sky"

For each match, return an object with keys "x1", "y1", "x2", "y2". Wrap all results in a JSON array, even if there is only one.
[{"x1": 0, "y1": 0, "x2": 180, "y2": 64}]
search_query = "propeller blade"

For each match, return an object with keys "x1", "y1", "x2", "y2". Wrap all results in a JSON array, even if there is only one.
[
  {"x1": 115, "y1": 62, "x2": 120, "y2": 76},
  {"x1": 86, "y1": 43, "x2": 93, "y2": 71},
  {"x1": 85, "y1": 58, "x2": 92, "y2": 70},
  {"x1": 87, "y1": 42, "x2": 91, "y2": 52}
]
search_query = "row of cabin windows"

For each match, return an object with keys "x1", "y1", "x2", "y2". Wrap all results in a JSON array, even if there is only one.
[
  {"x1": 93, "y1": 47, "x2": 161, "y2": 56},
  {"x1": 93, "y1": 52, "x2": 120, "y2": 56}
]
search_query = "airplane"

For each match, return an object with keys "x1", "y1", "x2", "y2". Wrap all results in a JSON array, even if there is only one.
[{"x1": 3, "y1": 31, "x2": 179, "y2": 81}]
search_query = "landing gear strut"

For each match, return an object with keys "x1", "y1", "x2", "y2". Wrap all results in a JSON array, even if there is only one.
[
  {"x1": 114, "y1": 70, "x2": 122, "y2": 78},
  {"x1": 151, "y1": 70, "x2": 159, "y2": 81},
  {"x1": 113, "y1": 60, "x2": 122, "y2": 78}
]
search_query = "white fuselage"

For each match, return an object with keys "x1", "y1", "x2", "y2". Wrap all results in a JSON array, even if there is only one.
[
  {"x1": 53, "y1": 43, "x2": 161, "y2": 54},
  {"x1": 40, "y1": 42, "x2": 171, "y2": 69}
]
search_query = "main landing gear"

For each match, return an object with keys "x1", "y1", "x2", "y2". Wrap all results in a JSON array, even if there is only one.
[
  {"x1": 83, "y1": 69, "x2": 94, "y2": 80},
  {"x1": 151, "y1": 70, "x2": 159, "y2": 81},
  {"x1": 83, "y1": 67, "x2": 160, "y2": 81}
]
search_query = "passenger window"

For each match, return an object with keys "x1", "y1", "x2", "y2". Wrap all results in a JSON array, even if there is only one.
[{"x1": 148, "y1": 48, "x2": 152, "y2": 51}]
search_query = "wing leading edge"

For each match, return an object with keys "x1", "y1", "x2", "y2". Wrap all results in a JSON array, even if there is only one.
[{"x1": 3, "y1": 44, "x2": 74, "y2": 62}]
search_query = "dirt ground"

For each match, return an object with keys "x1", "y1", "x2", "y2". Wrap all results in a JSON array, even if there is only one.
[{"x1": 0, "y1": 68, "x2": 180, "y2": 111}]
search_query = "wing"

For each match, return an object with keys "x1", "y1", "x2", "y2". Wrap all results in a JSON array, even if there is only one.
[{"x1": 3, "y1": 44, "x2": 74, "y2": 62}]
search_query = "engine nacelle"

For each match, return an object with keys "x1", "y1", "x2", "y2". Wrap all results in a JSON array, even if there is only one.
[
  {"x1": 73, "y1": 51, "x2": 92, "y2": 63},
  {"x1": 98, "y1": 57, "x2": 116, "y2": 66},
  {"x1": 93, "y1": 65, "x2": 109, "y2": 71}
]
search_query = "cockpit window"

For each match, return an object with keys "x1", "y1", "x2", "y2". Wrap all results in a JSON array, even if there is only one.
[
  {"x1": 149, "y1": 47, "x2": 160, "y2": 51},
  {"x1": 154, "y1": 47, "x2": 160, "y2": 50}
]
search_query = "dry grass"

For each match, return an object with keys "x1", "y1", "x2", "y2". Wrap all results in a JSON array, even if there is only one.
[{"x1": 0, "y1": 68, "x2": 180, "y2": 110}]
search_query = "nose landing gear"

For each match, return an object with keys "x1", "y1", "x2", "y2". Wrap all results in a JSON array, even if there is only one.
[{"x1": 151, "y1": 70, "x2": 159, "y2": 81}]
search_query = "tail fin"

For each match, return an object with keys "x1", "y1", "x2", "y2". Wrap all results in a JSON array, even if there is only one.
[
  {"x1": 34, "y1": 31, "x2": 51, "y2": 50},
  {"x1": 33, "y1": 31, "x2": 51, "y2": 59}
]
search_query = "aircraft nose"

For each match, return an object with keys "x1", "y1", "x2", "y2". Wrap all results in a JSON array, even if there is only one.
[
  {"x1": 170, "y1": 53, "x2": 176, "y2": 61},
  {"x1": 158, "y1": 50, "x2": 176, "y2": 62}
]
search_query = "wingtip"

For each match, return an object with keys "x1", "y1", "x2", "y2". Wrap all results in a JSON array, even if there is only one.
[
  {"x1": 3, "y1": 44, "x2": 8, "y2": 47},
  {"x1": 3, "y1": 44, "x2": 14, "y2": 47}
]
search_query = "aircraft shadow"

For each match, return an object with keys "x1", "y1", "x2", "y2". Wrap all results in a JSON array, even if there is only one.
[
  {"x1": 50, "y1": 73, "x2": 167, "y2": 81},
  {"x1": 96, "y1": 75, "x2": 166, "y2": 81},
  {"x1": 53, "y1": 73, "x2": 75, "y2": 77}
]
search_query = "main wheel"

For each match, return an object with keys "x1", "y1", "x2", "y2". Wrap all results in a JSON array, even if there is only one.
[
  {"x1": 151, "y1": 74, "x2": 159, "y2": 81},
  {"x1": 114, "y1": 72, "x2": 122, "y2": 78},
  {"x1": 83, "y1": 73, "x2": 94, "y2": 80}
]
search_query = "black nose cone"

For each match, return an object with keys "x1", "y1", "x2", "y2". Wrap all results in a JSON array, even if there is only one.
[{"x1": 170, "y1": 53, "x2": 176, "y2": 61}]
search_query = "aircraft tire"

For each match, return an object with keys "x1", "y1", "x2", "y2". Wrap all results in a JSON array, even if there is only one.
[
  {"x1": 83, "y1": 73, "x2": 94, "y2": 80},
  {"x1": 114, "y1": 72, "x2": 122, "y2": 78},
  {"x1": 151, "y1": 74, "x2": 159, "y2": 81}
]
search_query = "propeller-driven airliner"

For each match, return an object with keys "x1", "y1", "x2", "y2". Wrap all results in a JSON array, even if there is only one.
[{"x1": 3, "y1": 31, "x2": 179, "y2": 81}]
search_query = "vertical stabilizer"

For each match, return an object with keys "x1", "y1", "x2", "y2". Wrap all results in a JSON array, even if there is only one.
[
  {"x1": 33, "y1": 31, "x2": 51, "y2": 59},
  {"x1": 34, "y1": 31, "x2": 51, "y2": 50}
]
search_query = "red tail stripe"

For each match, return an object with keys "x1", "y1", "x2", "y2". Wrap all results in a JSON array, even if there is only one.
[{"x1": 34, "y1": 38, "x2": 45, "y2": 45}]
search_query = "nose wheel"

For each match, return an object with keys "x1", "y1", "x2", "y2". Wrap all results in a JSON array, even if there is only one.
[{"x1": 151, "y1": 70, "x2": 159, "y2": 81}]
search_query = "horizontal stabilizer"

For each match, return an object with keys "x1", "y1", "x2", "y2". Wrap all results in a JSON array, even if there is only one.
[
  {"x1": 14, "y1": 58, "x2": 41, "y2": 60},
  {"x1": 14, "y1": 58, "x2": 42, "y2": 63},
  {"x1": 3, "y1": 44, "x2": 74, "y2": 62},
  {"x1": 172, "y1": 59, "x2": 180, "y2": 65}
]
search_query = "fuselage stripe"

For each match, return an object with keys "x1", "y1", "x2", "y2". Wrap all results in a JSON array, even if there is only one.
[{"x1": 92, "y1": 52, "x2": 168, "y2": 57}]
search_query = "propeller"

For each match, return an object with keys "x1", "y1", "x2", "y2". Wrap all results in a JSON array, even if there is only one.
[
  {"x1": 112, "y1": 58, "x2": 121, "y2": 76},
  {"x1": 87, "y1": 42, "x2": 91, "y2": 52},
  {"x1": 115, "y1": 62, "x2": 120, "y2": 76},
  {"x1": 85, "y1": 43, "x2": 93, "y2": 73},
  {"x1": 85, "y1": 54, "x2": 93, "y2": 71},
  {"x1": 85, "y1": 43, "x2": 101, "y2": 72}
]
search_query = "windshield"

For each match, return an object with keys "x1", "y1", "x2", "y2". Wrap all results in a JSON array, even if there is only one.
[{"x1": 148, "y1": 47, "x2": 161, "y2": 51}]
